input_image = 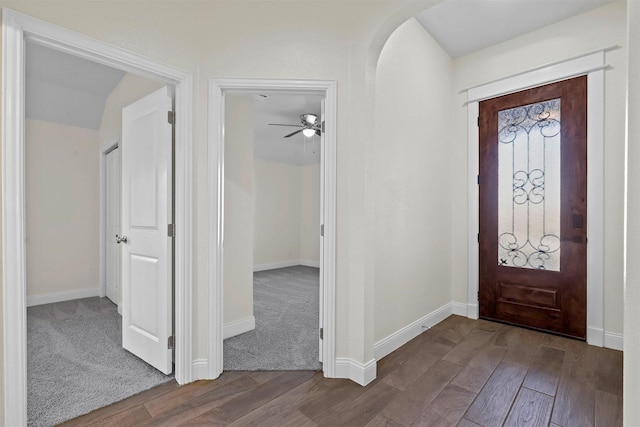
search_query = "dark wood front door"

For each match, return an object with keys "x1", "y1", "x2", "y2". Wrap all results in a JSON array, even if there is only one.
[{"x1": 479, "y1": 76, "x2": 587, "y2": 339}]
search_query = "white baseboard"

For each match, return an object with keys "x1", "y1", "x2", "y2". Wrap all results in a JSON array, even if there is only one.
[
  {"x1": 192, "y1": 359, "x2": 209, "y2": 380},
  {"x1": 451, "y1": 301, "x2": 468, "y2": 316},
  {"x1": 374, "y1": 302, "x2": 453, "y2": 361},
  {"x1": 253, "y1": 259, "x2": 320, "y2": 272},
  {"x1": 224, "y1": 316, "x2": 256, "y2": 339},
  {"x1": 335, "y1": 357, "x2": 376, "y2": 386},
  {"x1": 253, "y1": 260, "x2": 299, "y2": 272},
  {"x1": 604, "y1": 331, "x2": 624, "y2": 351},
  {"x1": 587, "y1": 326, "x2": 605, "y2": 347},
  {"x1": 467, "y1": 303, "x2": 479, "y2": 320},
  {"x1": 299, "y1": 259, "x2": 320, "y2": 268},
  {"x1": 27, "y1": 287, "x2": 100, "y2": 307}
]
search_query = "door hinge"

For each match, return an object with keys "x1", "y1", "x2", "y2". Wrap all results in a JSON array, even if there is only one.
[
  {"x1": 477, "y1": 175, "x2": 480, "y2": 185},
  {"x1": 477, "y1": 233, "x2": 480, "y2": 243},
  {"x1": 168, "y1": 336, "x2": 175, "y2": 349},
  {"x1": 320, "y1": 224, "x2": 324, "y2": 237},
  {"x1": 168, "y1": 111, "x2": 175, "y2": 125},
  {"x1": 477, "y1": 116, "x2": 480, "y2": 126},
  {"x1": 168, "y1": 224, "x2": 175, "y2": 237},
  {"x1": 321, "y1": 120, "x2": 325, "y2": 134},
  {"x1": 319, "y1": 328, "x2": 323, "y2": 340},
  {"x1": 477, "y1": 291, "x2": 480, "y2": 299}
]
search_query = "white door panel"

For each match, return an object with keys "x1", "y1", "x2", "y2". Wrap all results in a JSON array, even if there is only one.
[
  {"x1": 319, "y1": 98, "x2": 325, "y2": 363},
  {"x1": 105, "y1": 147, "x2": 120, "y2": 305},
  {"x1": 121, "y1": 86, "x2": 173, "y2": 375}
]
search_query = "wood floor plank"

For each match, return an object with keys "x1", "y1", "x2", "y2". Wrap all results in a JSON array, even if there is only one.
[
  {"x1": 492, "y1": 325, "x2": 546, "y2": 368},
  {"x1": 503, "y1": 387, "x2": 554, "y2": 427},
  {"x1": 522, "y1": 345, "x2": 565, "y2": 396},
  {"x1": 451, "y1": 344, "x2": 506, "y2": 392},
  {"x1": 364, "y1": 414, "x2": 405, "y2": 427},
  {"x1": 442, "y1": 329, "x2": 496, "y2": 366},
  {"x1": 58, "y1": 380, "x2": 180, "y2": 427},
  {"x1": 382, "y1": 340, "x2": 454, "y2": 391},
  {"x1": 89, "y1": 404, "x2": 152, "y2": 427},
  {"x1": 144, "y1": 372, "x2": 247, "y2": 417},
  {"x1": 457, "y1": 419, "x2": 483, "y2": 427},
  {"x1": 550, "y1": 343, "x2": 597, "y2": 427},
  {"x1": 226, "y1": 373, "x2": 321, "y2": 426},
  {"x1": 463, "y1": 362, "x2": 527, "y2": 426},
  {"x1": 381, "y1": 359, "x2": 462, "y2": 425},
  {"x1": 138, "y1": 374, "x2": 260, "y2": 426},
  {"x1": 318, "y1": 381, "x2": 398, "y2": 427},
  {"x1": 185, "y1": 371, "x2": 315, "y2": 425},
  {"x1": 413, "y1": 384, "x2": 477, "y2": 427},
  {"x1": 595, "y1": 390, "x2": 623, "y2": 427},
  {"x1": 297, "y1": 378, "x2": 369, "y2": 423},
  {"x1": 277, "y1": 410, "x2": 318, "y2": 427},
  {"x1": 595, "y1": 348, "x2": 623, "y2": 396}
]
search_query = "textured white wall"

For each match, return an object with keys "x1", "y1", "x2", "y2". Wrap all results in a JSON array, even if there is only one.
[
  {"x1": 374, "y1": 18, "x2": 453, "y2": 342},
  {"x1": 300, "y1": 163, "x2": 321, "y2": 264},
  {"x1": 223, "y1": 94, "x2": 255, "y2": 325},
  {"x1": 25, "y1": 119, "x2": 100, "y2": 297},
  {"x1": 99, "y1": 73, "x2": 164, "y2": 151},
  {"x1": 625, "y1": 0, "x2": 640, "y2": 422},
  {"x1": 253, "y1": 159, "x2": 320, "y2": 269},
  {"x1": 253, "y1": 159, "x2": 301, "y2": 267},
  {"x1": 451, "y1": 0, "x2": 627, "y2": 336}
]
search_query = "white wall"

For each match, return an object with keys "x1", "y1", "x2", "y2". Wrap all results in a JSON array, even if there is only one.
[
  {"x1": 373, "y1": 18, "x2": 453, "y2": 343},
  {"x1": 99, "y1": 73, "x2": 164, "y2": 150},
  {"x1": 300, "y1": 163, "x2": 321, "y2": 264},
  {"x1": 223, "y1": 94, "x2": 255, "y2": 325},
  {"x1": 25, "y1": 119, "x2": 100, "y2": 299},
  {"x1": 253, "y1": 159, "x2": 320, "y2": 269},
  {"x1": 625, "y1": 0, "x2": 640, "y2": 422},
  {"x1": 451, "y1": 0, "x2": 627, "y2": 337}
]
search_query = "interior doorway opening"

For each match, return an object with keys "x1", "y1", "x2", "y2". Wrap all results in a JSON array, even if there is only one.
[
  {"x1": 2, "y1": 9, "x2": 193, "y2": 426},
  {"x1": 222, "y1": 92, "x2": 324, "y2": 371},
  {"x1": 208, "y1": 78, "x2": 337, "y2": 379}
]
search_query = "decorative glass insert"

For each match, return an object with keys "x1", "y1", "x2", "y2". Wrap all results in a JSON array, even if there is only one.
[{"x1": 497, "y1": 99, "x2": 561, "y2": 271}]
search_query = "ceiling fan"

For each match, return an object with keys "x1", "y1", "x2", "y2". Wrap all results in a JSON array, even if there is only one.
[{"x1": 269, "y1": 113, "x2": 321, "y2": 138}]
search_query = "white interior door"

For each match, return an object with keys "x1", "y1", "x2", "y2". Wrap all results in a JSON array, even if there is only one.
[
  {"x1": 121, "y1": 86, "x2": 173, "y2": 375},
  {"x1": 105, "y1": 147, "x2": 120, "y2": 306},
  {"x1": 319, "y1": 98, "x2": 325, "y2": 363}
]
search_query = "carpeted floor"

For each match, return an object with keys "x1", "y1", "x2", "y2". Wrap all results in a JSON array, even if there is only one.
[
  {"x1": 224, "y1": 265, "x2": 322, "y2": 371},
  {"x1": 27, "y1": 297, "x2": 173, "y2": 427}
]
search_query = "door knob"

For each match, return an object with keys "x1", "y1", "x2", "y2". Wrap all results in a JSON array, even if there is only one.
[{"x1": 116, "y1": 234, "x2": 128, "y2": 244}]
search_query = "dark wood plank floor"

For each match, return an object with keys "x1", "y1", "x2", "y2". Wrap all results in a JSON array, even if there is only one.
[{"x1": 59, "y1": 315, "x2": 623, "y2": 427}]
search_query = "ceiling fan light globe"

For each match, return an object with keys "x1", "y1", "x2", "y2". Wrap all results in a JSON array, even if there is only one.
[{"x1": 302, "y1": 128, "x2": 316, "y2": 137}]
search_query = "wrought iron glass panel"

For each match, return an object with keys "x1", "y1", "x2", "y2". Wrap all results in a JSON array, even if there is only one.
[{"x1": 497, "y1": 99, "x2": 561, "y2": 271}]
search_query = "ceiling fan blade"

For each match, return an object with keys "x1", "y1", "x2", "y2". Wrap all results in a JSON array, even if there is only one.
[
  {"x1": 268, "y1": 123, "x2": 303, "y2": 127},
  {"x1": 284, "y1": 129, "x2": 304, "y2": 138}
]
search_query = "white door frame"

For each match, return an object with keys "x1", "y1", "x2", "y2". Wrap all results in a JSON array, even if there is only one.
[
  {"x1": 465, "y1": 48, "x2": 611, "y2": 347},
  {"x1": 2, "y1": 9, "x2": 193, "y2": 426},
  {"x1": 208, "y1": 78, "x2": 337, "y2": 378},
  {"x1": 99, "y1": 139, "x2": 119, "y2": 303}
]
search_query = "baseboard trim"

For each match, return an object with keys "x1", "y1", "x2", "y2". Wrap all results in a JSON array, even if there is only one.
[
  {"x1": 253, "y1": 259, "x2": 320, "y2": 272},
  {"x1": 374, "y1": 302, "x2": 453, "y2": 361},
  {"x1": 223, "y1": 316, "x2": 256, "y2": 339},
  {"x1": 587, "y1": 326, "x2": 605, "y2": 347},
  {"x1": 467, "y1": 303, "x2": 479, "y2": 320},
  {"x1": 604, "y1": 331, "x2": 624, "y2": 351},
  {"x1": 26, "y1": 287, "x2": 100, "y2": 307},
  {"x1": 192, "y1": 359, "x2": 209, "y2": 380},
  {"x1": 334, "y1": 357, "x2": 376, "y2": 386},
  {"x1": 299, "y1": 259, "x2": 320, "y2": 268},
  {"x1": 451, "y1": 301, "x2": 468, "y2": 316}
]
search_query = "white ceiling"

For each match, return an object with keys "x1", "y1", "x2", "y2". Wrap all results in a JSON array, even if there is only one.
[
  {"x1": 253, "y1": 93, "x2": 324, "y2": 166},
  {"x1": 26, "y1": 41, "x2": 125, "y2": 129},
  {"x1": 415, "y1": 0, "x2": 616, "y2": 58}
]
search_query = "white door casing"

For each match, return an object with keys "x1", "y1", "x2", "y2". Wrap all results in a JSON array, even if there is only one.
[
  {"x1": 105, "y1": 146, "x2": 120, "y2": 305},
  {"x1": 2, "y1": 9, "x2": 193, "y2": 425},
  {"x1": 121, "y1": 86, "x2": 173, "y2": 375},
  {"x1": 319, "y1": 97, "x2": 325, "y2": 363}
]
